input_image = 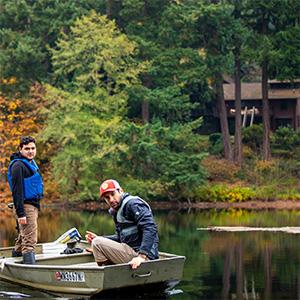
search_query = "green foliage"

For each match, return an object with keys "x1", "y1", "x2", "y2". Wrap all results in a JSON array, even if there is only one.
[
  {"x1": 43, "y1": 12, "x2": 208, "y2": 202},
  {"x1": 2, "y1": 0, "x2": 300, "y2": 204},
  {"x1": 0, "y1": 29, "x2": 46, "y2": 89},
  {"x1": 149, "y1": 87, "x2": 198, "y2": 125},
  {"x1": 157, "y1": 1, "x2": 199, "y2": 48},
  {"x1": 41, "y1": 86, "x2": 126, "y2": 200},
  {"x1": 151, "y1": 48, "x2": 206, "y2": 86},
  {"x1": 42, "y1": 13, "x2": 145, "y2": 200},
  {"x1": 242, "y1": 0, "x2": 300, "y2": 80},
  {"x1": 120, "y1": 0, "x2": 169, "y2": 40},
  {"x1": 203, "y1": 156, "x2": 240, "y2": 182},
  {"x1": 242, "y1": 124, "x2": 263, "y2": 152},
  {"x1": 271, "y1": 126, "x2": 300, "y2": 152},
  {"x1": 116, "y1": 119, "x2": 207, "y2": 201},
  {"x1": 196, "y1": 184, "x2": 254, "y2": 202},
  {"x1": 127, "y1": 85, "x2": 197, "y2": 125},
  {"x1": 193, "y1": 2, "x2": 237, "y2": 76},
  {"x1": 0, "y1": 0, "x2": 104, "y2": 90},
  {"x1": 270, "y1": 26, "x2": 300, "y2": 80},
  {"x1": 242, "y1": 158, "x2": 300, "y2": 200},
  {"x1": 243, "y1": 124, "x2": 300, "y2": 159},
  {"x1": 51, "y1": 11, "x2": 146, "y2": 93},
  {"x1": 208, "y1": 133, "x2": 223, "y2": 156}
]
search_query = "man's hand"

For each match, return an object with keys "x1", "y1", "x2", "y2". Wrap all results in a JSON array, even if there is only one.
[
  {"x1": 85, "y1": 231, "x2": 97, "y2": 244},
  {"x1": 18, "y1": 216, "x2": 27, "y2": 225},
  {"x1": 129, "y1": 254, "x2": 148, "y2": 269}
]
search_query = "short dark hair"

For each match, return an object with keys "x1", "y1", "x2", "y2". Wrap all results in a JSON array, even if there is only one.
[{"x1": 19, "y1": 136, "x2": 36, "y2": 148}]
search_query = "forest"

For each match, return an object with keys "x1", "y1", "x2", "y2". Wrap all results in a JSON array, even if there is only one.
[{"x1": 0, "y1": 0, "x2": 300, "y2": 203}]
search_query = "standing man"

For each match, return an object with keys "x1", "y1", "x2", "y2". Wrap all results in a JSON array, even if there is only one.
[
  {"x1": 86, "y1": 179, "x2": 159, "y2": 269},
  {"x1": 7, "y1": 136, "x2": 44, "y2": 264}
]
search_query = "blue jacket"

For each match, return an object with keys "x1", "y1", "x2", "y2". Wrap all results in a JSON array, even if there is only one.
[
  {"x1": 8, "y1": 154, "x2": 43, "y2": 217},
  {"x1": 106, "y1": 193, "x2": 159, "y2": 260}
]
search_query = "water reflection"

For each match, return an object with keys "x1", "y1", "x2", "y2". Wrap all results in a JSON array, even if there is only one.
[
  {"x1": 2, "y1": 208, "x2": 300, "y2": 299},
  {"x1": 0, "y1": 281, "x2": 51, "y2": 298}
]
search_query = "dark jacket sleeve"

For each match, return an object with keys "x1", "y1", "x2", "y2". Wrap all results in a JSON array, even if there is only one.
[
  {"x1": 105, "y1": 233, "x2": 120, "y2": 242},
  {"x1": 10, "y1": 162, "x2": 26, "y2": 218},
  {"x1": 127, "y1": 201, "x2": 158, "y2": 256}
]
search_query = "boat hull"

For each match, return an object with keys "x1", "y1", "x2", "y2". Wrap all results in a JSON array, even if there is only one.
[{"x1": 0, "y1": 246, "x2": 185, "y2": 296}]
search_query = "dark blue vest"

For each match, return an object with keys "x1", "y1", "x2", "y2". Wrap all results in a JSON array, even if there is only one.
[
  {"x1": 8, "y1": 158, "x2": 44, "y2": 201},
  {"x1": 115, "y1": 195, "x2": 158, "y2": 259}
]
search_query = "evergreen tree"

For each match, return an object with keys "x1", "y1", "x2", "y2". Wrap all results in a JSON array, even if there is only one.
[
  {"x1": 43, "y1": 12, "x2": 143, "y2": 200},
  {"x1": 226, "y1": 0, "x2": 252, "y2": 165},
  {"x1": 242, "y1": 0, "x2": 300, "y2": 160},
  {"x1": 44, "y1": 11, "x2": 207, "y2": 201},
  {"x1": 0, "y1": 0, "x2": 105, "y2": 91},
  {"x1": 163, "y1": 0, "x2": 237, "y2": 160}
]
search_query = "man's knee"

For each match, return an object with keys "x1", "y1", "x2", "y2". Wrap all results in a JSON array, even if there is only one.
[
  {"x1": 91, "y1": 237, "x2": 112, "y2": 263},
  {"x1": 92, "y1": 236, "x2": 105, "y2": 247},
  {"x1": 92, "y1": 236, "x2": 111, "y2": 252}
]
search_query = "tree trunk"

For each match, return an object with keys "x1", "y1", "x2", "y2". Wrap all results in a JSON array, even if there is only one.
[
  {"x1": 262, "y1": 19, "x2": 271, "y2": 160},
  {"x1": 106, "y1": 0, "x2": 123, "y2": 26},
  {"x1": 216, "y1": 73, "x2": 233, "y2": 161},
  {"x1": 141, "y1": 73, "x2": 152, "y2": 124},
  {"x1": 234, "y1": 49, "x2": 242, "y2": 166},
  {"x1": 106, "y1": 0, "x2": 114, "y2": 19},
  {"x1": 141, "y1": 0, "x2": 150, "y2": 124},
  {"x1": 142, "y1": 102, "x2": 149, "y2": 124}
]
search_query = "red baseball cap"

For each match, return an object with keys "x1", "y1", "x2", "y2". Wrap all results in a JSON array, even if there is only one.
[{"x1": 100, "y1": 179, "x2": 121, "y2": 197}]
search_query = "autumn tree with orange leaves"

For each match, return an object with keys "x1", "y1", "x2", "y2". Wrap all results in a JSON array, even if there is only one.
[{"x1": 0, "y1": 82, "x2": 45, "y2": 202}]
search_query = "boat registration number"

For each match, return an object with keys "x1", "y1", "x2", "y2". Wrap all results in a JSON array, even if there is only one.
[{"x1": 55, "y1": 271, "x2": 85, "y2": 282}]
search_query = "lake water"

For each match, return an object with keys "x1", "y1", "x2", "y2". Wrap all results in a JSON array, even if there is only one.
[{"x1": 2, "y1": 207, "x2": 300, "y2": 299}]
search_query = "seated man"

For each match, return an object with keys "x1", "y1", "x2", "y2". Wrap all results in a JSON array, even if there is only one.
[{"x1": 86, "y1": 179, "x2": 159, "y2": 269}]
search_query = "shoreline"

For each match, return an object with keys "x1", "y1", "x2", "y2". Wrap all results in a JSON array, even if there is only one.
[
  {"x1": 2, "y1": 200, "x2": 300, "y2": 211},
  {"x1": 50, "y1": 200, "x2": 300, "y2": 211}
]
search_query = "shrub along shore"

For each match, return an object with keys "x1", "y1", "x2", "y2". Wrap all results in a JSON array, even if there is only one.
[
  {"x1": 1, "y1": 3, "x2": 300, "y2": 208},
  {"x1": 1, "y1": 125, "x2": 300, "y2": 206},
  {"x1": 198, "y1": 125, "x2": 300, "y2": 205}
]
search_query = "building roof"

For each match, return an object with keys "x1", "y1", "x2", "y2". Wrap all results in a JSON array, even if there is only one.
[{"x1": 224, "y1": 82, "x2": 300, "y2": 101}]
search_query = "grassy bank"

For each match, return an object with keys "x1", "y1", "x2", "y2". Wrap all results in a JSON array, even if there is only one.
[
  {"x1": 2, "y1": 125, "x2": 300, "y2": 204},
  {"x1": 1, "y1": 154, "x2": 299, "y2": 205},
  {"x1": 196, "y1": 155, "x2": 300, "y2": 203}
]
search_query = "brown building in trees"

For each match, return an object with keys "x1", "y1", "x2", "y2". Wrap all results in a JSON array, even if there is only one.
[{"x1": 223, "y1": 80, "x2": 300, "y2": 131}]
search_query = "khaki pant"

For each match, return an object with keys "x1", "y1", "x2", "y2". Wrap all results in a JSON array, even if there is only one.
[
  {"x1": 14, "y1": 204, "x2": 38, "y2": 254},
  {"x1": 92, "y1": 236, "x2": 138, "y2": 264}
]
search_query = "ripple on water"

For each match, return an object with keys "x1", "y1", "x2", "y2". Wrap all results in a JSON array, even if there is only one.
[{"x1": 0, "y1": 291, "x2": 30, "y2": 298}]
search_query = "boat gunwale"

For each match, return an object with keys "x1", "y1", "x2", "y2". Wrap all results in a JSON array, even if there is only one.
[{"x1": 2, "y1": 253, "x2": 186, "y2": 270}]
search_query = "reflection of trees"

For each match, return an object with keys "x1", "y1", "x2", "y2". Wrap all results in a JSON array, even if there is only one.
[
  {"x1": 0, "y1": 209, "x2": 116, "y2": 247},
  {"x1": 263, "y1": 244, "x2": 272, "y2": 300},
  {"x1": 222, "y1": 245, "x2": 234, "y2": 300},
  {"x1": 0, "y1": 210, "x2": 18, "y2": 247},
  {"x1": 38, "y1": 210, "x2": 63, "y2": 242},
  {"x1": 3, "y1": 208, "x2": 300, "y2": 299},
  {"x1": 297, "y1": 273, "x2": 300, "y2": 299},
  {"x1": 164, "y1": 208, "x2": 300, "y2": 229},
  {"x1": 201, "y1": 231, "x2": 300, "y2": 300},
  {"x1": 38, "y1": 209, "x2": 115, "y2": 242},
  {"x1": 236, "y1": 242, "x2": 243, "y2": 300},
  {"x1": 220, "y1": 242, "x2": 245, "y2": 300}
]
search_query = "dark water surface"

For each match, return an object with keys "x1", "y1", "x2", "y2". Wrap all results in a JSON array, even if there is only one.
[{"x1": 2, "y1": 208, "x2": 300, "y2": 299}]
